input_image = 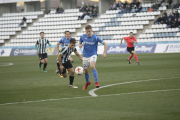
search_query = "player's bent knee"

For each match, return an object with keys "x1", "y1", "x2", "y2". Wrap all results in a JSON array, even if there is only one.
[
  {"x1": 70, "y1": 71, "x2": 74, "y2": 75},
  {"x1": 63, "y1": 74, "x2": 67, "y2": 78},
  {"x1": 131, "y1": 51, "x2": 136, "y2": 55},
  {"x1": 90, "y1": 65, "x2": 95, "y2": 70}
]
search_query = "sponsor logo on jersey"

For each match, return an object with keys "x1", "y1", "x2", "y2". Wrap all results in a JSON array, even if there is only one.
[{"x1": 83, "y1": 41, "x2": 95, "y2": 45}]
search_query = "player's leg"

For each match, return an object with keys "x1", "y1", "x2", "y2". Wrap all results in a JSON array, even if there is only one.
[
  {"x1": 67, "y1": 67, "x2": 77, "y2": 88},
  {"x1": 128, "y1": 53, "x2": 133, "y2": 61},
  {"x1": 61, "y1": 72, "x2": 67, "y2": 78},
  {"x1": 127, "y1": 47, "x2": 133, "y2": 64},
  {"x1": 39, "y1": 60, "x2": 44, "y2": 69},
  {"x1": 60, "y1": 64, "x2": 67, "y2": 78},
  {"x1": 66, "y1": 55, "x2": 74, "y2": 74},
  {"x1": 56, "y1": 58, "x2": 63, "y2": 77},
  {"x1": 90, "y1": 55, "x2": 99, "y2": 88},
  {"x1": 131, "y1": 51, "x2": 139, "y2": 65},
  {"x1": 43, "y1": 53, "x2": 48, "y2": 72},
  {"x1": 38, "y1": 54, "x2": 44, "y2": 69},
  {"x1": 83, "y1": 58, "x2": 91, "y2": 90},
  {"x1": 84, "y1": 68, "x2": 90, "y2": 82},
  {"x1": 127, "y1": 53, "x2": 133, "y2": 64},
  {"x1": 65, "y1": 60, "x2": 75, "y2": 87},
  {"x1": 83, "y1": 68, "x2": 91, "y2": 90}
]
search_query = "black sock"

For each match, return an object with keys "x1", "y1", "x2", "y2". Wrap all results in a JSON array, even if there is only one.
[
  {"x1": 39, "y1": 62, "x2": 43, "y2": 67},
  {"x1": 43, "y1": 63, "x2": 47, "y2": 70},
  {"x1": 57, "y1": 63, "x2": 61, "y2": 74},
  {"x1": 69, "y1": 76, "x2": 74, "y2": 85}
]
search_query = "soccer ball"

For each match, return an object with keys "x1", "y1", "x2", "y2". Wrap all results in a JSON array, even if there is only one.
[{"x1": 75, "y1": 66, "x2": 84, "y2": 75}]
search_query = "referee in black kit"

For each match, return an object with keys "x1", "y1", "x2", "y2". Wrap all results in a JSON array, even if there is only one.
[{"x1": 35, "y1": 32, "x2": 52, "y2": 72}]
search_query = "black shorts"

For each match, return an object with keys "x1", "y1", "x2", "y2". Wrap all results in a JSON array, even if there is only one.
[
  {"x1": 38, "y1": 53, "x2": 48, "y2": 60},
  {"x1": 127, "y1": 47, "x2": 134, "y2": 53},
  {"x1": 61, "y1": 60, "x2": 73, "y2": 74}
]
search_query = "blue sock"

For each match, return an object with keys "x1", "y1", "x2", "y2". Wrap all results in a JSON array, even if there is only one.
[
  {"x1": 92, "y1": 69, "x2": 98, "y2": 82},
  {"x1": 85, "y1": 73, "x2": 89, "y2": 83}
]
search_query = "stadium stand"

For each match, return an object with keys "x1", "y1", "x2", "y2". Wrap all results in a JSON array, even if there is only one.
[
  {"x1": 5, "y1": 9, "x2": 87, "y2": 47},
  {"x1": 74, "y1": 3, "x2": 180, "y2": 44},
  {"x1": 1, "y1": 2, "x2": 180, "y2": 48},
  {"x1": 74, "y1": 3, "x2": 161, "y2": 44},
  {"x1": 0, "y1": 11, "x2": 43, "y2": 45},
  {"x1": 138, "y1": 8, "x2": 180, "y2": 43}
]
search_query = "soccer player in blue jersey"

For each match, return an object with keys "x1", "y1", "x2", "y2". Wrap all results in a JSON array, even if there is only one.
[
  {"x1": 57, "y1": 31, "x2": 73, "y2": 62},
  {"x1": 79, "y1": 25, "x2": 107, "y2": 90}
]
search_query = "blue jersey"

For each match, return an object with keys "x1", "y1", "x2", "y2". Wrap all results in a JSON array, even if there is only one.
[
  {"x1": 59, "y1": 37, "x2": 72, "y2": 47},
  {"x1": 79, "y1": 34, "x2": 103, "y2": 57}
]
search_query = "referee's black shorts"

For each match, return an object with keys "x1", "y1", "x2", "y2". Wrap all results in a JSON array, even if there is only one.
[
  {"x1": 38, "y1": 53, "x2": 48, "y2": 60},
  {"x1": 61, "y1": 60, "x2": 73, "y2": 74},
  {"x1": 127, "y1": 47, "x2": 134, "y2": 53}
]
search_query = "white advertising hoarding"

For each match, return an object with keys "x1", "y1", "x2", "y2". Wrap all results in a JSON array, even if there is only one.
[
  {"x1": 0, "y1": 49, "x2": 12, "y2": 56},
  {"x1": 155, "y1": 44, "x2": 180, "y2": 53}
]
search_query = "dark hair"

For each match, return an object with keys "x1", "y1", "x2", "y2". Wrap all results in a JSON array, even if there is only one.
[
  {"x1": 64, "y1": 31, "x2": 71, "y2": 34},
  {"x1": 85, "y1": 25, "x2": 92, "y2": 30},
  {"x1": 130, "y1": 32, "x2": 133, "y2": 34},
  {"x1": 70, "y1": 38, "x2": 76, "y2": 44},
  {"x1": 40, "y1": 32, "x2": 44, "y2": 34}
]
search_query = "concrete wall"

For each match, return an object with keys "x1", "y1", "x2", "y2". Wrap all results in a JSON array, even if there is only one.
[
  {"x1": 24, "y1": 1, "x2": 41, "y2": 12},
  {"x1": 44, "y1": 0, "x2": 50, "y2": 14},
  {"x1": 0, "y1": 3, "x2": 17, "y2": 16},
  {"x1": 60, "y1": 0, "x2": 77, "y2": 9},
  {"x1": 77, "y1": 0, "x2": 98, "y2": 8},
  {"x1": 99, "y1": 0, "x2": 115, "y2": 15}
]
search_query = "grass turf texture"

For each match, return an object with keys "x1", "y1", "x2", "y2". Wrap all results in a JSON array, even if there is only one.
[{"x1": 0, "y1": 53, "x2": 180, "y2": 120}]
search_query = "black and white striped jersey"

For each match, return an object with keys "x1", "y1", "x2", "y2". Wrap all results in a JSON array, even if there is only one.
[
  {"x1": 36, "y1": 38, "x2": 50, "y2": 54},
  {"x1": 59, "y1": 46, "x2": 77, "y2": 63}
]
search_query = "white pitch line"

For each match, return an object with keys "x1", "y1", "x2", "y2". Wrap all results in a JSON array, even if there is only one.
[
  {"x1": 88, "y1": 77, "x2": 180, "y2": 97},
  {"x1": 0, "y1": 89, "x2": 180, "y2": 106},
  {"x1": 0, "y1": 63, "x2": 13, "y2": 67},
  {"x1": 100, "y1": 89, "x2": 180, "y2": 97}
]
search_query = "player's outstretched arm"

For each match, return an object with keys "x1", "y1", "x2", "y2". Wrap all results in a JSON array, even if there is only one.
[
  {"x1": 47, "y1": 40, "x2": 52, "y2": 49},
  {"x1": 134, "y1": 41, "x2": 138, "y2": 44},
  {"x1": 74, "y1": 51, "x2": 83, "y2": 61},
  {"x1": 102, "y1": 41, "x2": 107, "y2": 58},
  {"x1": 35, "y1": 40, "x2": 39, "y2": 54},
  {"x1": 79, "y1": 35, "x2": 83, "y2": 48},
  {"x1": 58, "y1": 53, "x2": 64, "y2": 71},
  {"x1": 120, "y1": 38, "x2": 124, "y2": 45},
  {"x1": 57, "y1": 42, "x2": 60, "y2": 54}
]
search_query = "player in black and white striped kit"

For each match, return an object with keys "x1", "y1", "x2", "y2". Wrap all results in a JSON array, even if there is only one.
[
  {"x1": 35, "y1": 32, "x2": 52, "y2": 72},
  {"x1": 57, "y1": 38, "x2": 82, "y2": 88}
]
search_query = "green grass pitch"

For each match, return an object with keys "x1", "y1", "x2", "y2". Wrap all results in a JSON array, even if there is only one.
[{"x1": 0, "y1": 53, "x2": 180, "y2": 120}]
